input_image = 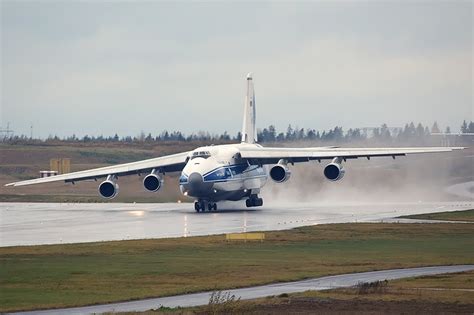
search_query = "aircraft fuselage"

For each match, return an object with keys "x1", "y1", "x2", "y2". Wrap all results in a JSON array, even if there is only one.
[{"x1": 179, "y1": 143, "x2": 267, "y2": 202}]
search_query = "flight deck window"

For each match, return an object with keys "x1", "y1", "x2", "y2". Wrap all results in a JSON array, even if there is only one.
[
  {"x1": 204, "y1": 168, "x2": 232, "y2": 181},
  {"x1": 191, "y1": 151, "x2": 211, "y2": 160}
]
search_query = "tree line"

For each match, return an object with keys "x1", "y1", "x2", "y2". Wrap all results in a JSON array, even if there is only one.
[{"x1": 2, "y1": 120, "x2": 473, "y2": 145}]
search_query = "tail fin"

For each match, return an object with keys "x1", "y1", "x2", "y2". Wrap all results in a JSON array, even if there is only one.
[{"x1": 241, "y1": 73, "x2": 257, "y2": 144}]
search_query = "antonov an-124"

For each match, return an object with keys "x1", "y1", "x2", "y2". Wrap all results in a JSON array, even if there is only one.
[{"x1": 6, "y1": 74, "x2": 463, "y2": 212}]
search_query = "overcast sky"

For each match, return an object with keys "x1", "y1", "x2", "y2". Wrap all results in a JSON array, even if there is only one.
[{"x1": 1, "y1": 1, "x2": 472, "y2": 138}]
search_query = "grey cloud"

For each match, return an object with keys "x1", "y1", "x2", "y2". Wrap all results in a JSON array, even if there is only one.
[{"x1": 1, "y1": 1, "x2": 472, "y2": 138}]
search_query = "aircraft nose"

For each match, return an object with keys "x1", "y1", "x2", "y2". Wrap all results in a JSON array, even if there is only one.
[
  {"x1": 185, "y1": 172, "x2": 214, "y2": 197},
  {"x1": 188, "y1": 172, "x2": 204, "y2": 189}
]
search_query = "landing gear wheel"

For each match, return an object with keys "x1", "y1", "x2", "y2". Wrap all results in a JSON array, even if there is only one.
[
  {"x1": 246, "y1": 196, "x2": 263, "y2": 208},
  {"x1": 200, "y1": 201, "x2": 206, "y2": 212},
  {"x1": 207, "y1": 202, "x2": 218, "y2": 211},
  {"x1": 194, "y1": 202, "x2": 201, "y2": 212}
]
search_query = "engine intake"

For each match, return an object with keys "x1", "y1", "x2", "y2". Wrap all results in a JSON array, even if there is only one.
[
  {"x1": 143, "y1": 171, "x2": 163, "y2": 192},
  {"x1": 324, "y1": 161, "x2": 345, "y2": 181},
  {"x1": 98, "y1": 175, "x2": 119, "y2": 199},
  {"x1": 270, "y1": 164, "x2": 291, "y2": 183}
]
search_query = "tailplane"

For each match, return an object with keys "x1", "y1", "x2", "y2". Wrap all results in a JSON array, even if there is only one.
[{"x1": 241, "y1": 73, "x2": 257, "y2": 144}]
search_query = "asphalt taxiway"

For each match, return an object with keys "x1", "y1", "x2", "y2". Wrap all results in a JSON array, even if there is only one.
[
  {"x1": 1, "y1": 200, "x2": 472, "y2": 246},
  {"x1": 11, "y1": 265, "x2": 474, "y2": 315}
]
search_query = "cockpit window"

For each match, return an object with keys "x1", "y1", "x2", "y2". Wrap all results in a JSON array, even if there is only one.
[
  {"x1": 204, "y1": 167, "x2": 232, "y2": 182},
  {"x1": 191, "y1": 151, "x2": 211, "y2": 160}
]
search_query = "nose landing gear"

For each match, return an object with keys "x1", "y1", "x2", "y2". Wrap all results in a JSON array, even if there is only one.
[{"x1": 194, "y1": 200, "x2": 217, "y2": 212}]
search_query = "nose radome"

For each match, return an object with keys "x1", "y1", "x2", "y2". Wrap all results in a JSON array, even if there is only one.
[{"x1": 188, "y1": 172, "x2": 204, "y2": 188}]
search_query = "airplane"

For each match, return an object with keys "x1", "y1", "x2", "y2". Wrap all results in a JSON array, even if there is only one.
[{"x1": 6, "y1": 73, "x2": 464, "y2": 212}]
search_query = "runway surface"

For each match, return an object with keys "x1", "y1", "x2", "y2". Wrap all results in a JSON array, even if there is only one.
[
  {"x1": 1, "y1": 200, "x2": 472, "y2": 247},
  {"x1": 11, "y1": 265, "x2": 474, "y2": 315}
]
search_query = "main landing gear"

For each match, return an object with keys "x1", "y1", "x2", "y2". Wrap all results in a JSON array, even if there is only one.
[
  {"x1": 194, "y1": 200, "x2": 217, "y2": 212},
  {"x1": 246, "y1": 195, "x2": 263, "y2": 207}
]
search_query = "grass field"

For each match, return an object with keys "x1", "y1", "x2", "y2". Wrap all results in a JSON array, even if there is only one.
[
  {"x1": 1, "y1": 222, "x2": 473, "y2": 312},
  {"x1": 400, "y1": 209, "x2": 474, "y2": 222}
]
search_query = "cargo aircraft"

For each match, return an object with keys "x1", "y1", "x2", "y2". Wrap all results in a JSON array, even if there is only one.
[{"x1": 6, "y1": 74, "x2": 463, "y2": 212}]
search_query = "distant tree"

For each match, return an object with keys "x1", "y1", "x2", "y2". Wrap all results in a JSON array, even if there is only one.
[
  {"x1": 219, "y1": 131, "x2": 230, "y2": 141},
  {"x1": 416, "y1": 123, "x2": 425, "y2": 138},
  {"x1": 431, "y1": 122, "x2": 440, "y2": 134},
  {"x1": 276, "y1": 132, "x2": 285, "y2": 141},
  {"x1": 333, "y1": 126, "x2": 344, "y2": 141},
  {"x1": 268, "y1": 125, "x2": 276, "y2": 142},
  {"x1": 468, "y1": 121, "x2": 474, "y2": 133},
  {"x1": 445, "y1": 126, "x2": 451, "y2": 134},
  {"x1": 297, "y1": 128, "x2": 305, "y2": 140},
  {"x1": 286, "y1": 124, "x2": 294, "y2": 141},
  {"x1": 380, "y1": 124, "x2": 391, "y2": 141},
  {"x1": 235, "y1": 131, "x2": 242, "y2": 141},
  {"x1": 424, "y1": 126, "x2": 430, "y2": 136},
  {"x1": 461, "y1": 120, "x2": 469, "y2": 133},
  {"x1": 372, "y1": 128, "x2": 380, "y2": 139}
]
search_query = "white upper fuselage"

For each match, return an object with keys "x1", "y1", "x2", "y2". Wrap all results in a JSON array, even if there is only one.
[{"x1": 179, "y1": 143, "x2": 267, "y2": 201}]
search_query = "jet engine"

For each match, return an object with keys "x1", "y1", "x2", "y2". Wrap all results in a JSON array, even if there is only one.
[
  {"x1": 143, "y1": 170, "x2": 163, "y2": 192},
  {"x1": 98, "y1": 175, "x2": 119, "y2": 199},
  {"x1": 324, "y1": 159, "x2": 345, "y2": 181},
  {"x1": 270, "y1": 162, "x2": 291, "y2": 183}
]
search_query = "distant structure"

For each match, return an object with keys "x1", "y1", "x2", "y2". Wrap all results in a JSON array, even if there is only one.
[
  {"x1": 50, "y1": 158, "x2": 71, "y2": 174},
  {"x1": 0, "y1": 123, "x2": 14, "y2": 140},
  {"x1": 39, "y1": 158, "x2": 71, "y2": 178}
]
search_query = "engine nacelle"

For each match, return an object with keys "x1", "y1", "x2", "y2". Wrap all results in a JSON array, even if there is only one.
[
  {"x1": 269, "y1": 164, "x2": 291, "y2": 183},
  {"x1": 143, "y1": 172, "x2": 163, "y2": 192},
  {"x1": 324, "y1": 162, "x2": 345, "y2": 181},
  {"x1": 98, "y1": 176, "x2": 119, "y2": 199}
]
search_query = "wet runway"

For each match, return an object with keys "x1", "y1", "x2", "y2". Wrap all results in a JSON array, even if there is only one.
[
  {"x1": 11, "y1": 265, "x2": 474, "y2": 315},
  {"x1": 1, "y1": 200, "x2": 472, "y2": 247}
]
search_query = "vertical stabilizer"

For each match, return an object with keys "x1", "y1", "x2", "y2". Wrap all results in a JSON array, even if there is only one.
[{"x1": 241, "y1": 73, "x2": 257, "y2": 143}]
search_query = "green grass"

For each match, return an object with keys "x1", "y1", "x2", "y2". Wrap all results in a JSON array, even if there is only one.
[
  {"x1": 400, "y1": 209, "x2": 474, "y2": 222},
  {"x1": 1, "y1": 223, "x2": 473, "y2": 312}
]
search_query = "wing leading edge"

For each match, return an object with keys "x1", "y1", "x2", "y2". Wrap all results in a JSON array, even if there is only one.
[
  {"x1": 5, "y1": 151, "x2": 190, "y2": 187},
  {"x1": 239, "y1": 146, "x2": 464, "y2": 165}
]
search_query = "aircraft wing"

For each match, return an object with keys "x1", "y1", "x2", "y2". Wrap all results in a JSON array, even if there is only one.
[
  {"x1": 5, "y1": 151, "x2": 190, "y2": 187},
  {"x1": 239, "y1": 146, "x2": 464, "y2": 164}
]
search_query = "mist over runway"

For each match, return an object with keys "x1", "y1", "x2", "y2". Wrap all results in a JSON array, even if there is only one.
[{"x1": 1, "y1": 199, "x2": 472, "y2": 247}]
